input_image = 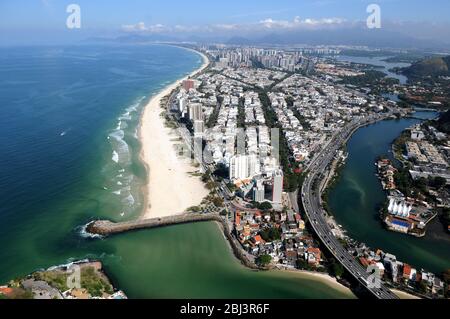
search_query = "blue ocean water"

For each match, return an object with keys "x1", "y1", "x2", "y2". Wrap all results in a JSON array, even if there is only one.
[
  {"x1": 0, "y1": 45, "x2": 354, "y2": 299},
  {"x1": 0, "y1": 44, "x2": 202, "y2": 281}
]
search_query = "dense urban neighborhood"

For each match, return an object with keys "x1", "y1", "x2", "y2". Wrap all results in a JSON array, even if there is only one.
[
  {"x1": 160, "y1": 45, "x2": 450, "y2": 299},
  {"x1": 2, "y1": 44, "x2": 449, "y2": 301}
]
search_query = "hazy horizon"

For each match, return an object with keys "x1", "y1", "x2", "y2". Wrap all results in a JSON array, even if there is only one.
[{"x1": 1, "y1": 0, "x2": 450, "y2": 50}]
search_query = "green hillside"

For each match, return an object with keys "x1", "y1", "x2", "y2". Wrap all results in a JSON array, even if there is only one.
[
  {"x1": 403, "y1": 56, "x2": 450, "y2": 78},
  {"x1": 436, "y1": 110, "x2": 450, "y2": 134}
]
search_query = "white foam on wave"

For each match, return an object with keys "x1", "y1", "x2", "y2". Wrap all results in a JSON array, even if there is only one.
[
  {"x1": 112, "y1": 150, "x2": 119, "y2": 163},
  {"x1": 77, "y1": 224, "x2": 104, "y2": 240},
  {"x1": 109, "y1": 129, "x2": 131, "y2": 165},
  {"x1": 103, "y1": 96, "x2": 147, "y2": 217},
  {"x1": 122, "y1": 194, "x2": 135, "y2": 207}
]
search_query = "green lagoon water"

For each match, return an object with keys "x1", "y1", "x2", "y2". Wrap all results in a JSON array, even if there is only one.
[
  {"x1": 328, "y1": 114, "x2": 450, "y2": 274},
  {"x1": 0, "y1": 44, "x2": 354, "y2": 299}
]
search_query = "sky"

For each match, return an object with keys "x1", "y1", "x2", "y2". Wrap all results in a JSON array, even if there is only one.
[{"x1": 0, "y1": 0, "x2": 449, "y2": 46}]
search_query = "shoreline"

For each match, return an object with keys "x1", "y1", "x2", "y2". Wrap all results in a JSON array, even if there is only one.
[
  {"x1": 391, "y1": 289, "x2": 421, "y2": 299},
  {"x1": 276, "y1": 269, "x2": 356, "y2": 297},
  {"x1": 138, "y1": 47, "x2": 210, "y2": 220}
]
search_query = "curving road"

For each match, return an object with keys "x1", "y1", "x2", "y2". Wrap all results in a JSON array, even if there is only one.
[{"x1": 301, "y1": 113, "x2": 399, "y2": 299}]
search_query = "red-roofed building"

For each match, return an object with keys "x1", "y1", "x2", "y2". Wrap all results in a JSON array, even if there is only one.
[
  {"x1": 0, "y1": 286, "x2": 13, "y2": 296},
  {"x1": 183, "y1": 79, "x2": 195, "y2": 91},
  {"x1": 306, "y1": 247, "x2": 322, "y2": 266},
  {"x1": 235, "y1": 212, "x2": 241, "y2": 226},
  {"x1": 359, "y1": 257, "x2": 370, "y2": 268},
  {"x1": 252, "y1": 235, "x2": 265, "y2": 245},
  {"x1": 403, "y1": 264, "x2": 412, "y2": 280}
]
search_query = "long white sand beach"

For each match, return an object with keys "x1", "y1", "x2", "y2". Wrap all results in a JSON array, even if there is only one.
[{"x1": 139, "y1": 48, "x2": 209, "y2": 220}]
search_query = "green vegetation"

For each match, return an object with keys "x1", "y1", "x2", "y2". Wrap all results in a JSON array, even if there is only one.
[
  {"x1": 340, "y1": 49, "x2": 396, "y2": 58},
  {"x1": 237, "y1": 98, "x2": 246, "y2": 128},
  {"x1": 382, "y1": 54, "x2": 426, "y2": 64},
  {"x1": 206, "y1": 180, "x2": 219, "y2": 190},
  {"x1": 340, "y1": 70, "x2": 399, "y2": 87},
  {"x1": 256, "y1": 254, "x2": 272, "y2": 266},
  {"x1": 211, "y1": 196, "x2": 224, "y2": 207},
  {"x1": 201, "y1": 169, "x2": 212, "y2": 183},
  {"x1": 206, "y1": 104, "x2": 220, "y2": 128},
  {"x1": 258, "y1": 90, "x2": 306, "y2": 192},
  {"x1": 292, "y1": 108, "x2": 312, "y2": 130},
  {"x1": 435, "y1": 110, "x2": 450, "y2": 134},
  {"x1": 226, "y1": 183, "x2": 238, "y2": 193},
  {"x1": 285, "y1": 96, "x2": 294, "y2": 107},
  {"x1": 80, "y1": 267, "x2": 113, "y2": 298},
  {"x1": 213, "y1": 163, "x2": 229, "y2": 180},
  {"x1": 2, "y1": 288, "x2": 34, "y2": 300},
  {"x1": 259, "y1": 227, "x2": 281, "y2": 242},
  {"x1": 250, "y1": 201, "x2": 273, "y2": 211},
  {"x1": 296, "y1": 259, "x2": 314, "y2": 271},
  {"x1": 402, "y1": 56, "x2": 450, "y2": 79},
  {"x1": 439, "y1": 207, "x2": 450, "y2": 230},
  {"x1": 329, "y1": 259, "x2": 345, "y2": 278},
  {"x1": 394, "y1": 167, "x2": 416, "y2": 198},
  {"x1": 443, "y1": 269, "x2": 450, "y2": 298},
  {"x1": 33, "y1": 271, "x2": 69, "y2": 292}
]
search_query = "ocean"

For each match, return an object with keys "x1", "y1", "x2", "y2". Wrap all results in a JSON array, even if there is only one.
[{"x1": 0, "y1": 44, "x2": 353, "y2": 298}]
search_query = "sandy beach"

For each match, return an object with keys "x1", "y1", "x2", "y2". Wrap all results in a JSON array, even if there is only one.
[
  {"x1": 278, "y1": 269, "x2": 356, "y2": 297},
  {"x1": 139, "y1": 48, "x2": 210, "y2": 220},
  {"x1": 391, "y1": 289, "x2": 421, "y2": 299}
]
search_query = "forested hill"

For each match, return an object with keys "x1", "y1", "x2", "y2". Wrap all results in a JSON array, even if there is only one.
[{"x1": 403, "y1": 56, "x2": 450, "y2": 78}]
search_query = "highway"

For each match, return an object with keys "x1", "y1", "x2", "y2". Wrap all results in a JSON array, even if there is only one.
[
  {"x1": 168, "y1": 76, "x2": 398, "y2": 298},
  {"x1": 301, "y1": 113, "x2": 399, "y2": 299}
]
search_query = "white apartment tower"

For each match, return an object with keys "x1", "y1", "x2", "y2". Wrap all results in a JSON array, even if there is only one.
[
  {"x1": 253, "y1": 179, "x2": 265, "y2": 203},
  {"x1": 272, "y1": 169, "x2": 284, "y2": 204},
  {"x1": 229, "y1": 155, "x2": 261, "y2": 181}
]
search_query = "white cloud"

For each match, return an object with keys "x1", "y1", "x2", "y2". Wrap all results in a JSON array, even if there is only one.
[
  {"x1": 122, "y1": 22, "x2": 168, "y2": 33},
  {"x1": 258, "y1": 16, "x2": 346, "y2": 29},
  {"x1": 121, "y1": 16, "x2": 348, "y2": 34}
]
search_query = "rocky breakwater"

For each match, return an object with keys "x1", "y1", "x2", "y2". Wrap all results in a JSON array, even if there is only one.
[
  {"x1": 86, "y1": 213, "x2": 266, "y2": 271},
  {"x1": 86, "y1": 213, "x2": 222, "y2": 236}
]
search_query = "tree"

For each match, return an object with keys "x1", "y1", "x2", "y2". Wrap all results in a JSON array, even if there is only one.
[
  {"x1": 418, "y1": 281, "x2": 429, "y2": 294},
  {"x1": 212, "y1": 197, "x2": 224, "y2": 207},
  {"x1": 432, "y1": 177, "x2": 447, "y2": 189},
  {"x1": 260, "y1": 227, "x2": 281, "y2": 242},
  {"x1": 442, "y1": 269, "x2": 450, "y2": 284},
  {"x1": 258, "y1": 202, "x2": 273, "y2": 211},
  {"x1": 206, "y1": 181, "x2": 218, "y2": 190},
  {"x1": 330, "y1": 260, "x2": 345, "y2": 278},
  {"x1": 256, "y1": 254, "x2": 272, "y2": 266}
]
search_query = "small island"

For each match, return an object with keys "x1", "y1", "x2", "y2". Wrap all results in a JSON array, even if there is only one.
[{"x1": 0, "y1": 261, "x2": 126, "y2": 300}]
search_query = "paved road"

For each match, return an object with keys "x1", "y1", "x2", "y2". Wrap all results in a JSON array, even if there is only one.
[{"x1": 301, "y1": 113, "x2": 399, "y2": 299}]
